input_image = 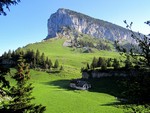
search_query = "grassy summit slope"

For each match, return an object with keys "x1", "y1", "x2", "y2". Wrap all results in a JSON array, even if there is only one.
[{"x1": 24, "y1": 38, "x2": 121, "y2": 69}]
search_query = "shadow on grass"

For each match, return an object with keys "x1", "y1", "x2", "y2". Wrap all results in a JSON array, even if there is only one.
[
  {"x1": 42, "y1": 76, "x2": 125, "y2": 97},
  {"x1": 47, "y1": 70, "x2": 61, "y2": 74},
  {"x1": 41, "y1": 79, "x2": 72, "y2": 90},
  {"x1": 87, "y1": 76, "x2": 125, "y2": 98},
  {"x1": 101, "y1": 101, "x2": 128, "y2": 106},
  {"x1": 86, "y1": 76, "x2": 132, "y2": 107}
]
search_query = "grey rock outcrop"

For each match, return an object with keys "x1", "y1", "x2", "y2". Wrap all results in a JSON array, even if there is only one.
[{"x1": 45, "y1": 8, "x2": 131, "y2": 42}]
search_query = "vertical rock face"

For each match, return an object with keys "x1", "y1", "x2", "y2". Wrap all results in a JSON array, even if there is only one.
[{"x1": 45, "y1": 8, "x2": 131, "y2": 42}]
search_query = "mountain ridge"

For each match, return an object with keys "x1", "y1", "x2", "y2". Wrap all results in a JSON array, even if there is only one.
[{"x1": 45, "y1": 8, "x2": 132, "y2": 42}]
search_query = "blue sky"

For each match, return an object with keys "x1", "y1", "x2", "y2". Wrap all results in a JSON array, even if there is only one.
[{"x1": 0, "y1": 0, "x2": 150, "y2": 55}]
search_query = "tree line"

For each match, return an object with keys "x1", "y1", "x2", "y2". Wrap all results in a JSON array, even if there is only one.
[
  {"x1": 82, "y1": 57, "x2": 124, "y2": 71},
  {"x1": 82, "y1": 52, "x2": 136, "y2": 72},
  {"x1": 0, "y1": 48, "x2": 61, "y2": 71}
]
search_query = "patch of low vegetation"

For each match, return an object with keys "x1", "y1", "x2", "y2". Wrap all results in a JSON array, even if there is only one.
[{"x1": 68, "y1": 34, "x2": 113, "y2": 52}]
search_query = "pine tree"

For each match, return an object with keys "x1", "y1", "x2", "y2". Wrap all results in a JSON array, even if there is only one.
[
  {"x1": 107, "y1": 58, "x2": 112, "y2": 67},
  {"x1": 97, "y1": 57, "x2": 103, "y2": 67},
  {"x1": 45, "y1": 57, "x2": 49, "y2": 64},
  {"x1": 35, "y1": 49, "x2": 40, "y2": 66},
  {"x1": 2, "y1": 51, "x2": 7, "y2": 58},
  {"x1": 91, "y1": 57, "x2": 98, "y2": 69},
  {"x1": 59, "y1": 65, "x2": 64, "y2": 71},
  {"x1": 53, "y1": 59, "x2": 59, "y2": 68},
  {"x1": 11, "y1": 50, "x2": 16, "y2": 62},
  {"x1": 7, "y1": 50, "x2": 12, "y2": 59},
  {"x1": 112, "y1": 58, "x2": 120, "y2": 70},
  {"x1": 44, "y1": 57, "x2": 53, "y2": 69},
  {"x1": 45, "y1": 57, "x2": 49, "y2": 69},
  {"x1": 48, "y1": 59, "x2": 53, "y2": 69},
  {"x1": 32, "y1": 50, "x2": 36, "y2": 68},
  {"x1": 86, "y1": 63, "x2": 90, "y2": 70},
  {"x1": 1, "y1": 54, "x2": 46, "y2": 113},
  {"x1": 124, "y1": 55, "x2": 133, "y2": 69},
  {"x1": 40, "y1": 53, "x2": 45, "y2": 67},
  {"x1": 101, "y1": 59, "x2": 107, "y2": 70}
]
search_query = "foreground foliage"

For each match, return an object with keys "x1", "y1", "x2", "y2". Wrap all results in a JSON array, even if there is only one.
[
  {"x1": 0, "y1": 54, "x2": 46, "y2": 113},
  {"x1": 0, "y1": 0, "x2": 20, "y2": 15},
  {"x1": 115, "y1": 21, "x2": 150, "y2": 112}
]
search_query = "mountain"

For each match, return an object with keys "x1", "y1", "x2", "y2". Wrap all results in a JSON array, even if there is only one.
[{"x1": 45, "y1": 8, "x2": 132, "y2": 42}]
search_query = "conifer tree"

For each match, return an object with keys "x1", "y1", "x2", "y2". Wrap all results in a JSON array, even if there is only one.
[
  {"x1": 86, "y1": 63, "x2": 90, "y2": 70},
  {"x1": 101, "y1": 59, "x2": 107, "y2": 70},
  {"x1": 2, "y1": 51, "x2": 7, "y2": 58},
  {"x1": 97, "y1": 57, "x2": 103, "y2": 67},
  {"x1": 53, "y1": 59, "x2": 59, "y2": 68},
  {"x1": 32, "y1": 50, "x2": 36, "y2": 68},
  {"x1": 7, "y1": 50, "x2": 12, "y2": 59},
  {"x1": 59, "y1": 65, "x2": 64, "y2": 71},
  {"x1": 112, "y1": 58, "x2": 120, "y2": 70},
  {"x1": 45, "y1": 57, "x2": 49, "y2": 65},
  {"x1": 40, "y1": 53, "x2": 45, "y2": 67},
  {"x1": 35, "y1": 49, "x2": 40, "y2": 66},
  {"x1": 48, "y1": 59, "x2": 53, "y2": 69},
  {"x1": 11, "y1": 50, "x2": 16, "y2": 63},
  {"x1": 45, "y1": 57, "x2": 49, "y2": 69},
  {"x1": 107, "y1": 58, "x2": 112, "y2": 67},
  {"x1": 91, "y1": 57, "x2": 98, "y2": 69},
  {"x1": 1, "y1": 54, "x2": 46, "y2": 113}
]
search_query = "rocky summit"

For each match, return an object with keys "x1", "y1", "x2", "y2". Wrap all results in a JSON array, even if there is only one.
[{"x1": 45, "y1": 8, "x2": 132, "y2": 42}]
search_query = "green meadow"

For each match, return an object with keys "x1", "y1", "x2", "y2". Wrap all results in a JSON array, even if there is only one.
[
  {"x1": 17, "y1": 38, "x2": 124, "y2": 112},
  {"x1": 28, "y1": 70, "x2": 124, "y2": 113}
]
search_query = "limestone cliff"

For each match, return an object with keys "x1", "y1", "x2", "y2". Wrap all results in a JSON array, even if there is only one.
[{"x1": 45, "y1": 8, "x2": 131, "y2": 42}]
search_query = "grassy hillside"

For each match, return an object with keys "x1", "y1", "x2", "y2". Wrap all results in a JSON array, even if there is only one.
[
  {"x1": 23, "y1": 38, "x2": 121, "y2": 70},
  {"x1": 15, "y1": 38, "x2": 125, "y2": 112}
]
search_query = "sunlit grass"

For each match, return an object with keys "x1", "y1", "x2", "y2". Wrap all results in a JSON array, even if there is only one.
[
  {"x1": 19, "y1": 38, "x2": 125, "y2": 112},
  {"x1": 29, "y1": 70, "x2": 124, "y2": 113},
  {"x1": 24, "y1": 38, "x2": 122, "y2": 69}
]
